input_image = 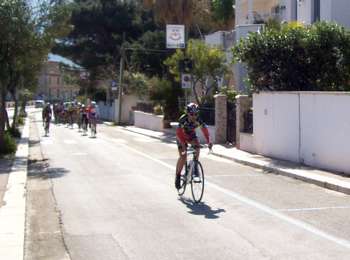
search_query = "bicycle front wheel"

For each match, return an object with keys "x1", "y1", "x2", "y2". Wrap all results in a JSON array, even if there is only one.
[{"x1": 191, "y1": 161, "x2": 204, "y2": 203}]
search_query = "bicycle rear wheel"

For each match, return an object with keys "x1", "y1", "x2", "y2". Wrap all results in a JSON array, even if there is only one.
[{"x1": 191, "y1": 161, "x2": 204, "y2": 203}]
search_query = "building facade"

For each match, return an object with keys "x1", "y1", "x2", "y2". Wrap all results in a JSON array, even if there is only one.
[
  {"x1": 235, "y1": 0, "x2": 350, "y2": 28},
  {"x1": 37, "y1": 61, "x2": 81, "y2": 102}
]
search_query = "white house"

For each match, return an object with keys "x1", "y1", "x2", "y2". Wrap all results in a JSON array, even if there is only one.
[{"x1": 235, "y1": 0, "x2": 350, "y2": 27}]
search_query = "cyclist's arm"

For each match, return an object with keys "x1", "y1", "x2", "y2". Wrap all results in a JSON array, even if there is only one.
[
  {"x1": 176, "y1": 116, "x2": 187, "y2": 144},
  {"x1": 197, "y1": 118, "x2": 210, "y2": 144},
  {"x1": 176, "y1": 127, "x2": 186, "y2": 144}
]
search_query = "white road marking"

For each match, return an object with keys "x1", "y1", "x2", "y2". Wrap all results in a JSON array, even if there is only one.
[
  {"x1": 71, "y1": 152, "x2": 88, "y2": 156},
  {"x1": 117, "y1": 141, "x2": 350, "y2": 250},
  {"x1": 111, "y1": 138, "x2": 127, "y2": 144},
  {"x1": 133, "y1": 137, "x2": 155, "y2": 143},
  {"x1": 41, "y1": 139, "x2": 54, "y2": 145},
  {"x1": 278, "y1": 206, "x2": 350, "y2": 212},
  {"x1": 207, "y1": 174, "x2": 263, "y2": 178},
  {"x1": 63, "y1": 140, "x2": 77, "y2": 145}
]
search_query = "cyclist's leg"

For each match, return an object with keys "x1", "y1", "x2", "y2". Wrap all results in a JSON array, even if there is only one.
[
  {"x1": 176, "y1": 141, "x2": 187, "y2": 176},
  {"x1": 189, "y1": 139, "x2": 200, "y2": 160},
  {"x1": 189, "y1": 139, "x2": 200, "y2": 176}
]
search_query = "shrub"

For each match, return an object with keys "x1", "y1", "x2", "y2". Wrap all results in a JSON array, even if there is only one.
[
  {"x1": 232, "y1": 21, "x2": 350, "y2": 92},
  {"x1": 0, "y1": 132, "x2": 17, "y2": 155},
  {"x1": 8, "y1": 127, "x2": 21, "y2": 138},
  {"x1": 19, "y1": 110, "x2": 27, "y2": 118},
  {"x1": 219, "y1": 86, "x2": 237, "y2": 102},
  {"x1": 153, "y1": 104, "x2": 163, "y2": 115},
  {"x1": 16, "y1": 116, "x2": 24, "y2": 126}
]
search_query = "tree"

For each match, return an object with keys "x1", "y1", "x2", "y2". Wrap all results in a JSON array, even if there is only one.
[
  {"x1": 53, "y1": 0, "x2": 152, "y2": 81},
  {"x1": 0, "y1": 0, "x2": 71, "y2": 151},
  {"x1": 165, "y1": 39, "x2": 227, "y2": 104},
  {"x1": 143, "y1": 0, "x2": 194, "y2": 27},
  {"x1": 211, "y1": 0, "x2": 235, "y2": 30}
]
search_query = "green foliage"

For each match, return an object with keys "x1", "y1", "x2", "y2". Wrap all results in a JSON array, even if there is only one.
[
  {"x1": 219, "y1": 86, "x2": 237, "y2": 102},
  {"x1": 148, "y1": 77, "x2": 182, "y2": 120},
  {"x1": 53, "y1": 0, "x2": 153, "y2": 77},
  {"x1": 129, "y1": 30, "x2": 168, "y2": 77},
  {"x1": 93, "y1": 89, "x2": 107, "y2": 102},
  {"x1": 232, "y1": 21, "x2": 350, "y2": 92},
  {"x1": 16, "y1": 116, "x2": 24, "y2": 126},
  {"x1": 8, "y1": 127, "x2": 21, "y2": 138},
  {"x1": 165, "y1": 39, "x2": 227, "y2": 103},
  {"x1": 124, "y1": 72, "x2": 149, "y2": 98},
  {"x1": 0, "y1": 132, "x2": 17, "y2": 155},
  {"x1": 211, "y1": 0, "x2": 235, "y2": 24},
  {"x1": 153, "y1": 104, "x2": 163, "y2": 115}
]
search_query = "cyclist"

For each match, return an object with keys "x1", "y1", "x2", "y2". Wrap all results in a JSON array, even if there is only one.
[
  {"x1": 81, "y1": 104, "x2": 89, "y2": 134},
  {"x1": 88, "y1": 101, "x2": 99, "y2": 135},
  {"x1": 42, "y1": 102, "x2": 52, "y2": 133},
  {"x1": 175, "y1": 102, "x2": 213, "y2": 189}
]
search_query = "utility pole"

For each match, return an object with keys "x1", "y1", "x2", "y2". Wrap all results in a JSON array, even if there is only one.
[
  {"x1": 117, "y1": 33, "x2": 126, "y2": 125},
  {"x1": 117, "y1": 47, "x2": 124, "y2": 125}
]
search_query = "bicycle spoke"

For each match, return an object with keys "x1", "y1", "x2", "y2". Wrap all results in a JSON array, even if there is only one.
[{"x1": 191, "y1": 161, "x2": 204, "y2": 203}]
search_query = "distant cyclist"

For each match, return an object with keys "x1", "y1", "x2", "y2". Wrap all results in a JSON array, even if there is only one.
[
  {"x1": 42, "y1": 102, "x2": 52, "y2": 134},
  {"x1": 175, "y1": 103, "x2": 213, "y2": 189},
  {"x1": 88, "y1": 101, "x2": 99, "y2": 135}
]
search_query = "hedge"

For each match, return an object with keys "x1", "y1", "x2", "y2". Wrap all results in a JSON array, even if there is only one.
[{"x1": 232, "y1": 21, "x2": 350, "y2": 92}]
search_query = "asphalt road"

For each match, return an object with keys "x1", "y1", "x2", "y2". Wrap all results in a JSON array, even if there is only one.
[{"x1": 29, "y1": 109, "x2": 350, "y2": 260}]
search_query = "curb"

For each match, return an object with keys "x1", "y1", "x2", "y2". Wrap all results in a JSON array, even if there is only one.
[
  {"x1": 115, "y1": 125, "x2": 350, "y2": 196},
  {"x1": 210, "y1": 152, "x2": 350, "y2": 195},
  {"x1": 0, "y1": 117, "x2": 29, "y2": 259}
]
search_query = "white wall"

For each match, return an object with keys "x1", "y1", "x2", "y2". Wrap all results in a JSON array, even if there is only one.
[
  {"x1": 297, "y1": 0, "x2": 313, "y2": 24},
  {"x1": 300, "y1": 93, "x2": 350, "y2": 173},
  {"x1": 244, "y1": 92, "x2": 350, "y2": 174},
  {"x1": 205, "y1": 31, "x2": 225, "y2": 48},
  {"x1": 114, "y1": 95, "x2": 139, "y2": 124},
  {"x1": 196, "y1": 125, "x2": 216, "y2": 144},
  {"x1": 329, "y1": 0, "x2": 350, "y2": 28},
  {"x1": 253, "y1": 92, "x2": 300, "y2": 162},
  {"x1": 98, "y1": 101, "x2": 115, "y2": 121},
  {"x1": 320, "y1": 0, "x2": 332, "y2": 21},
  {"x1": 134, "y1": 111, "x2": 164, "y2": 132}
]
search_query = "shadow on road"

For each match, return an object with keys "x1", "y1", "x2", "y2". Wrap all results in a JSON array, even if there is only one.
[
  {"x1": 28, "y1": 159, "x2": 69, "y2": 180},
  {"x1": 179, "y1": 197, "x2": 225, "y2": 219}
]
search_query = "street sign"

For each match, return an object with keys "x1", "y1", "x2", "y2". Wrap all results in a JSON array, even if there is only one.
[
  {"x1": 181, "y1": 73, "x2": 192, "y2": 89},
  {"x1": 166, "y1": 24, "x2": 185, "y2": 49},
  {"x1": 111, "y1": 80, "x2": 118, "y2": 91}
]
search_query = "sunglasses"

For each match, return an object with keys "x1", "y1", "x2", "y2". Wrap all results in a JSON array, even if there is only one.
[{"x1": 189, "y1": 112, "x2": 197, "y2": 116}]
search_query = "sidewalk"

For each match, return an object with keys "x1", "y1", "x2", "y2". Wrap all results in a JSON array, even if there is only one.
[
  {"x1": 0, "y1": 118, "x2": 29, "y2": 259},
  {"x1": 114, "y1": 124, "x2": 350, "y2": 196}
]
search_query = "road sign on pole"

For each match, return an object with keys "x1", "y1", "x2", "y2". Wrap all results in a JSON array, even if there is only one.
[
  {"x1": 111, "y1": 80, "x2": 118, "y2": 91},
  {"x1": 166, "y1": 24, "x2": 185, "y2": 49},
  {"x1": 181, "y1": 73, "x2": 192, "y2": 89}
]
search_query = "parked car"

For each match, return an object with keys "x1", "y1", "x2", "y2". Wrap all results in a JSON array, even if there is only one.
[{"x1": 35, "y1": 100, "x2": 45, "y2": 108}]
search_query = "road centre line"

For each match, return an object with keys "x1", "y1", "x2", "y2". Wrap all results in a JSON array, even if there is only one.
[
  {"x1": 278, "y1": 206, "x2": 350, "y2": 212},
  {"x1": 104, "y1": 135, "x2": 350, "y2": 250}
]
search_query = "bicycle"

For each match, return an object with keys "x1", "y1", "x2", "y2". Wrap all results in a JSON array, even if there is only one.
[
  {"x1": 44, "y1": 117, "x2": 51, "y2": 136},
  {"x1": 90, "y1": 117, "x2": 97, "y2": 138},
  {"x1": 177, "y1": 145, "x2": 210, "y2": 203}
]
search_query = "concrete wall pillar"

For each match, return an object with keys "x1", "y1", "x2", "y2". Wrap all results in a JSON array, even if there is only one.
[
  {"x1": 236, "y1": 95, "x2": 252, "y2": 149},
  {"x1": 214, "y1": 94, "x2": 227, "y2": 144}
]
